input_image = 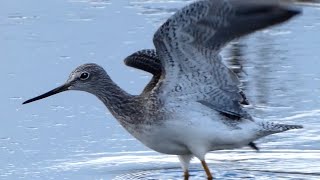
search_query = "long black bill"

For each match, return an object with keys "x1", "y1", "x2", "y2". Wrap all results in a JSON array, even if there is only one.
[{"x1": 22, "y1": 84, "x2": 69, "y2": 104}]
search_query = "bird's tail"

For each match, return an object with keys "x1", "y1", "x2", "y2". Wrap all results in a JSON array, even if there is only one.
[{"x1": 257, "y1": 121, "x2": 303, "y2": 137}]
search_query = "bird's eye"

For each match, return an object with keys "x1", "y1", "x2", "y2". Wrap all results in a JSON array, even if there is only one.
[{"x1": 80, "y1": 72, "x2": 90, "y2": 80}]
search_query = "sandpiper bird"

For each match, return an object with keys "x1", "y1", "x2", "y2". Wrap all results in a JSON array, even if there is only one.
[{"x1": 23, "y1": 0, "x2": 302, "y2": 179}]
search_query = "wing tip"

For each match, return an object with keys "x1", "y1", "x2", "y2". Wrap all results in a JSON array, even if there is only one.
[
  {"x1": 283, "y1": 4, "x2": 302, "y2": 18},
  {"x1": 248, "y1": 142, "x2": 260, "y2": 151}
]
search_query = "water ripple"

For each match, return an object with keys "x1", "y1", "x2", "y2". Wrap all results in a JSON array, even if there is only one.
[{"x1": 44, "y1": 150, "x2": 320, "y2": 179}]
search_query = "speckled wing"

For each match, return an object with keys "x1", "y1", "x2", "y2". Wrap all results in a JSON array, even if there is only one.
[
  {"x1": 125, "y1": 49, "x2": 250, "y2": 105},
  {"x1": 152, "y1": 0, "x2": 300, "y2": 118},
  {"x1": 124, "y1": 49, "x2": 161, "y2": 76},
  {"x1": 124, "y1": 49, "x2": 161, "y2": 94}
]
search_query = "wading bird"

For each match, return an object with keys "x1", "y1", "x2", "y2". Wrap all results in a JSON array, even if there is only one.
[{"x1": 23, "y1": 0, "x2": 302, "y2": 179}]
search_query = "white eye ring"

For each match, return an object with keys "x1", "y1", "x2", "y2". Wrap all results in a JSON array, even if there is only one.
[{"x1": 80, "y1": 72, "x2": 90, "y2": 80}]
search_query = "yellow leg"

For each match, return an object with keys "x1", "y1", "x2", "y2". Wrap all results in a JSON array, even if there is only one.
[
  {"x1": 201, "y1": 160, "x2": 213, "y2": 179},
  {"x1": 183, "y1": 170, "x2": 189, "y2": 180}
]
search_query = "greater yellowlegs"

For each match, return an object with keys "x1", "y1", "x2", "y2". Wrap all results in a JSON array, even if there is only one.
[
  {"x1": 125, "y1": 49, "x2": 259, "y2": 150},
  {"x1": 23, "y1": 0, "x2": 302, "y2": 179}
]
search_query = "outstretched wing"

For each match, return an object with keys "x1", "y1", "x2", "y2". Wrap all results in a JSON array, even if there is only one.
[
  {"x1": 125, "y1": 49, "x2": 250, "y2": 106},
  {"x1": 124, "y1": 49, "x2": 161, "y2": 94},
  {"x1": 151, "y1": 0, "x2": 300, "y2": 118},
  {"x1": 124, "y1": 49, "x2": 161, "y2": 76}
]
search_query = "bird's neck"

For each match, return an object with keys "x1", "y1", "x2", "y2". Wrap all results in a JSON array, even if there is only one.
[{"x1": 93, "y1": 75, "x2": 135, "y2": 122}]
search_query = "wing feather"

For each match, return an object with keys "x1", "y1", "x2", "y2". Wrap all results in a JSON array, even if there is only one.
[
  {"x1": 151, "y1": 0, "x2": 300, "y2": 118},
  {"x1": 124, "y1": 49, "x2": 161, "y2": 94}
]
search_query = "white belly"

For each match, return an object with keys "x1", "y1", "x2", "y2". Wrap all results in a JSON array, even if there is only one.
[
  {"x1": 129, "y1": 102, "x2": 260, "y2": 157},
  {"x1": 135, "y1": 116, "x2": 259, "y2": 156}
]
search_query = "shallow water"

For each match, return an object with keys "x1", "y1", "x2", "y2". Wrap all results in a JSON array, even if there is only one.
[{"x1": 1, "y1": 0, "x2": 320, "y2": 179}]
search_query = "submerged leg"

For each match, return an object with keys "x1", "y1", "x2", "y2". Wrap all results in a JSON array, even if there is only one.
[
  {"x1": 184, "y1": 171, "x2": 189, "y2": 180},
  {"x1": 178, "y1": 155, "x2": 193, "y2": 179},
  {"x1": 201, "y1": 160, "x2": 213, "y2": 179}
]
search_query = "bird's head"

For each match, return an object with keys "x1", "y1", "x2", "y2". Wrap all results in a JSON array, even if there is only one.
[{"x1": 23, "y1": 63, "x2": 107, "y2": 104}]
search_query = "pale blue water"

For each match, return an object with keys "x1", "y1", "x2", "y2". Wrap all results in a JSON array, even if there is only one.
[{"x1": 1, "y1": 0, "x2": 320, "y2": 179}]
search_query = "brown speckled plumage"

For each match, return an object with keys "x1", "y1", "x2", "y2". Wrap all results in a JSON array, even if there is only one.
[{"x1": 23, "y1": 0, "x2": 302, "y2": 178}]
